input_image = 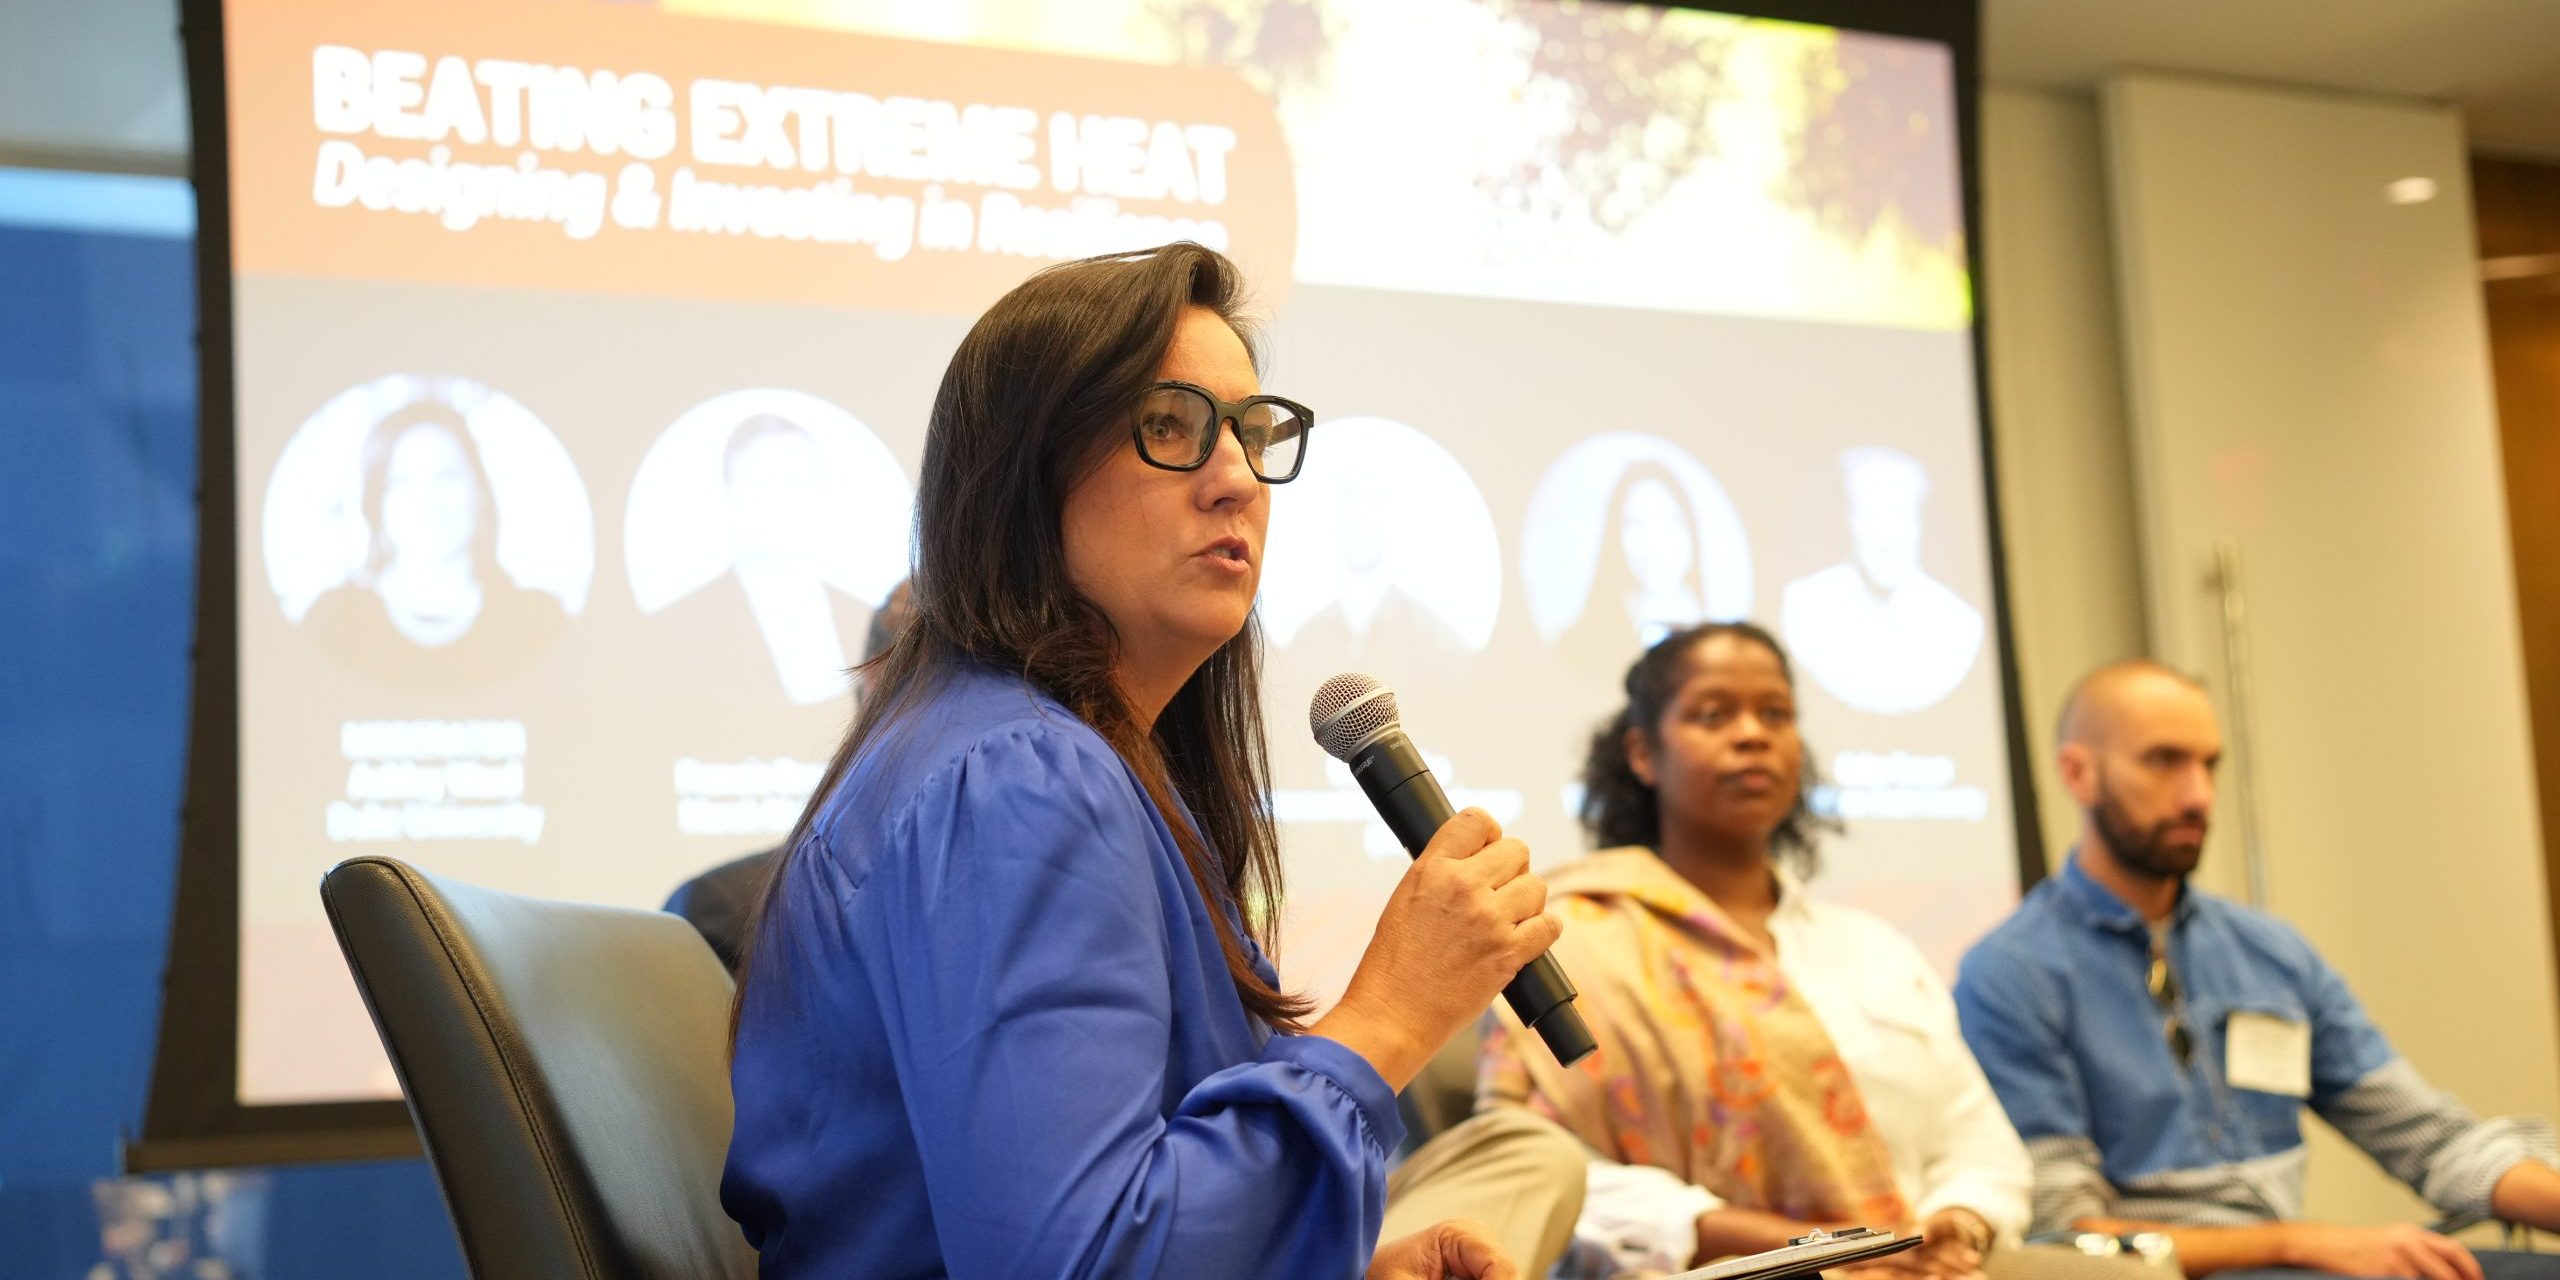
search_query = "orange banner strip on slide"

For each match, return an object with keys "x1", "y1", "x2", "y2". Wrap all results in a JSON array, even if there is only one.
[{"x1": 223, "y1": 0, "x2": 1298, "y2": 314}]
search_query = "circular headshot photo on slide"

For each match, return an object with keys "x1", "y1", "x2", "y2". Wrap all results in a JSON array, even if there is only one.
[
  {"x1": 625, "y1": 388, "x2": 914, "y2": 707},
  {"x1": 1780, "y1": 446, "x2": 1983, "y2": 715},
  {"x1": 1519, "y1": 432, "x2": 1753, "y2": 651},
  {"x1": 263, "y1": 374, "x2": 595, "y2": 690},
  {"x1": 1257, "y1": 415, "x2": 1502, "y2": 659}
]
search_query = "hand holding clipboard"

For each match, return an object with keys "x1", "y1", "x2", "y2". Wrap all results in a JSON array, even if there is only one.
[{"x1": 1665, "y1": 1227, "x2": 1923, "y2": 1280}]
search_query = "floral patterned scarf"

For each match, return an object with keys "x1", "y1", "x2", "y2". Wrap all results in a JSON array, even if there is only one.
[{"x1": 1479, "y1": 847, "x2": 1910, "y2": 1230}]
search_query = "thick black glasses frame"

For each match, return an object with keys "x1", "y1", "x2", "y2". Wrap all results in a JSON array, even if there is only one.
[{"x1": 1129, "y1": 380, "x2": 1314, "y2": 483}]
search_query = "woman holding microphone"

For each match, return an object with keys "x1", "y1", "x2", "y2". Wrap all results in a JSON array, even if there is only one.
[{"x1": 721, "y1": 242, "x2": 1563, "y2": 1279}]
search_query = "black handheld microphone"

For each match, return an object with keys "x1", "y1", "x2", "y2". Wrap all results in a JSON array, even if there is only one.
[{"x1": 1309, "y1": 673, "x2": 1597, "y2": 1067}]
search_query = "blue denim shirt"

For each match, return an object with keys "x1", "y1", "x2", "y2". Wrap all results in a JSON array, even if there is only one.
[{"x1": 1953, "y1": 854, "x2": 2405, "y2": 1226}]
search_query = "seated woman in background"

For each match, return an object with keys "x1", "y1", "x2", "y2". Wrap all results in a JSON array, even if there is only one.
[
  {"x1": 1482, "y1": 622, "x2": 2149, "y2": 1280},
  {"x1": 722, "y1": 243, "x2": 1575, "y2": 1280}
]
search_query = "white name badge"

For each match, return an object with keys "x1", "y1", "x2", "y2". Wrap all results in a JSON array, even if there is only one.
[{"x1": 2225, "y1": 1010, "x2": 2312, "y2": 1097}]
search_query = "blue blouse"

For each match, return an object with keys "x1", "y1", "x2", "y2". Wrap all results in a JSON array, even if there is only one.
[{"x1": 722, "y1": 663, "x2": 1404, "y2": 1279}]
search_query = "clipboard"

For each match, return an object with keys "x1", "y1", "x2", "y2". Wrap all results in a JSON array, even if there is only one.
[{"x1": 1665, "y1": 1228, "x2": 1921, "y2": 1280}]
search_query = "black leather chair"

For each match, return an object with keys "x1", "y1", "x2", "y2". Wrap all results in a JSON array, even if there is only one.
[{"x1": 321, "y1": 856, "x2": 760, "y2": 1280}]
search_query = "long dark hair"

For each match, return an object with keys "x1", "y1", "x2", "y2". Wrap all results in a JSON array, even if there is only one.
[
  {"x1": 358, "y1": 399, "x2": 499, "y2": 583},
  {"x1": 731, "y1": 243, "x2": 1310, "y2": 1040},
  {"x1": 1578, "y1": 620, "x2": 1840, "y2": 873}
]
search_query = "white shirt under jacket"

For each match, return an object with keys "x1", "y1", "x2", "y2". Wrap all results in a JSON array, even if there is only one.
[{"x1": 1576, "y1": 867, "x2": 2033, "y2": 1275}]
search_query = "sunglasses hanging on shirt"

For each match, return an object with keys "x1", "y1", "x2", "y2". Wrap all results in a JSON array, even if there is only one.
[{"x1": 2146, "y1": 937, "x2": 2196, "y2": 1070}]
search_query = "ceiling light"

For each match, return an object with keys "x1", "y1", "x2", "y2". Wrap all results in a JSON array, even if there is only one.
[{"x1": 2386, "y1": 177, "x2": 2438, "y2": 205}]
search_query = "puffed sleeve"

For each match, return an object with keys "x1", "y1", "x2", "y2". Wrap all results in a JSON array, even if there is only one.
[{"x1": 857, "y1": 722, "x2": 1401, "y2": 1279}]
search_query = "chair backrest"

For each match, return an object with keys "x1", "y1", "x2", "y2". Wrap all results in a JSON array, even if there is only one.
[{"x1": 321, "y1": 856, "x2": 760, "y2": 1280}]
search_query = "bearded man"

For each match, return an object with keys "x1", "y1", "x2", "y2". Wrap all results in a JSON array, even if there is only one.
[{"x1": 1956, "y1": 661, "x2": 2560, "y2": 1280}]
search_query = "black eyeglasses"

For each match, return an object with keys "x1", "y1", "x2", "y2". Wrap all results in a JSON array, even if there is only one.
[
  {"x1": 1129, "y1": 381, "x2": 1312, "y2": 483},
  {"x1": 2147, "y1": 937, "x2": 2196, "y2": 1070}
]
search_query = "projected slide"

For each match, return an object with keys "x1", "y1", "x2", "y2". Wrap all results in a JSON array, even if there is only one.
[{"x1": 219, "y1": 0, "x2": 2010, "y2": 1104}]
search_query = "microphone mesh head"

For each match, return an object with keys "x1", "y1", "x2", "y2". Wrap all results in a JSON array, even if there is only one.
[{"x1": 1309, "y1": 673, "x2": 1401, "y2": 761}]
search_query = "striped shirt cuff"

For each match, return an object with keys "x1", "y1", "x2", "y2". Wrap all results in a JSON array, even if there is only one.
[{"x1": 2024, "y1": 1134, "x2": 2113, "y2": 1234}]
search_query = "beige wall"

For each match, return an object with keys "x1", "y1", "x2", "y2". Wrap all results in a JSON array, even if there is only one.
[
  {"x1": 1983, "y1": 74, "x2": 2560, "y2": 1228},
  {"x1": 1979, "y1": 86, "x2": 2149, "y2": 870},
  {"x1": 2103, "y1": 72, "x2": 2560, "y2": 1226}
]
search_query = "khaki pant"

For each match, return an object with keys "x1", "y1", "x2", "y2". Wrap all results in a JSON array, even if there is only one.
[
  {"x1": 1384, "y1": 1108, "x2": 1588, "y2": 1277},
  {"x1": 1985, "y1": 1244, "x2": 2167, "y2": 1280}
]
